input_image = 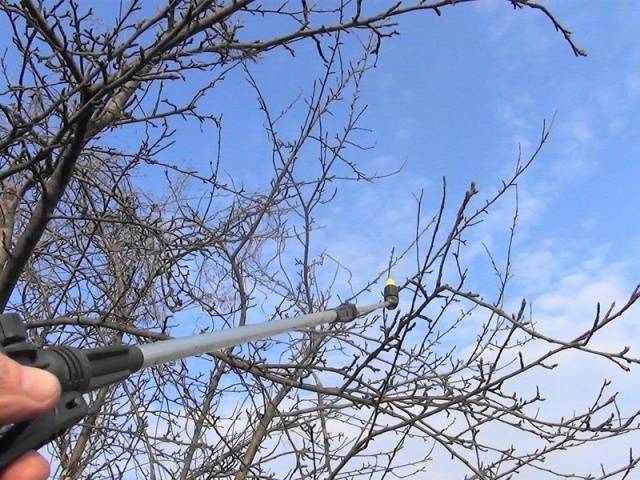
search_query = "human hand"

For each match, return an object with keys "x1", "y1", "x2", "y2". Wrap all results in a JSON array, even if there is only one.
[{"x1": 0, "y1": 354, "x2": 61, "y2": 480}]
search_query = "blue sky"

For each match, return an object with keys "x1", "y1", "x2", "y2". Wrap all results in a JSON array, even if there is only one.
[
  {"x1": 320, "y1": 1, "x2": 640, "y2": 295},
  {"x1": 151, "y1": 0, "x2": 640, "y2": 299},
  {"x1": 2, "y1": 1, "x2": 639, "y2": 476},
  {"x1": 337, "y1": 3, "x2": 640, "y2": 475},
  {"x1": 205, "y1": 3, "x2": 640, "y2": 475},
  {"x1": 159, "y1": 3, "x2": 639, "y2": 475},
  {"x1": 0, "y1": 2, "x2": 636, "y2": 321},
  {"x1": 128, "y1": 0, "x2": 640, "y2": 445}
]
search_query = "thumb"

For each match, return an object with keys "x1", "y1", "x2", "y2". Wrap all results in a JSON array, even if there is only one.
[{"x1": 0, "y1": 354, "x2": 60, "y2": 425}]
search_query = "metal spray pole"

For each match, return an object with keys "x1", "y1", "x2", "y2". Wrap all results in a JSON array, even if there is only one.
[
  {"x1": 139, "y1": 300, "x2": 390, "y2": 368},
  {"x1": 0, "y1": 279, "x2": 399, "y2": 468}
]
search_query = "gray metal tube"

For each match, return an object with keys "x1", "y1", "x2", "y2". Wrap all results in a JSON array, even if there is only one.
[{"x1": 139, "y1": 301, "x2": 388, "y2": 368}]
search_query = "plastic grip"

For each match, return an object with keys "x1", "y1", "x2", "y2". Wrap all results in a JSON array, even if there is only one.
[
  {"x1": 0, "y1": 313, "x2": 143, "y2": 472},
  {"x1": 0, "y1": 392, "x2": 89, "y2": 471}
]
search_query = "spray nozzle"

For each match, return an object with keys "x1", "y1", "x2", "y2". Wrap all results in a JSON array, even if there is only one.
[{"x1": 383, "y1": 278, "x2": 399, "y2": 310}]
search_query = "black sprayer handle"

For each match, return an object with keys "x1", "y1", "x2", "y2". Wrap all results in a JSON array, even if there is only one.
[
  {"x1": 0, "y1": 392, "x2": 89, "y2": 470},
  {"x1": 0, "y1": 313, "x2": 142, "y2": 471}
]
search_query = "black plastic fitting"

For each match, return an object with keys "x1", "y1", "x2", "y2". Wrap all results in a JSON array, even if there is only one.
[
  {"x1": 384, "y1": 282, "x2": 399, "y2": 310},
  {"x1": 334, "y1": 303, "x2": 358, "y2": 322}
]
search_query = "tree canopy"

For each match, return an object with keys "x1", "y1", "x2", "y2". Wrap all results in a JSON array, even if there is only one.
[{"x1": 0, "y1": 1, "x2": 638, "y2": 479}]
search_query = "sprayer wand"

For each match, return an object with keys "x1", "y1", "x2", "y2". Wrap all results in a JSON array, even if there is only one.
[{"x1": 0, "y1": 279, "x2": 399, "y2": 469}]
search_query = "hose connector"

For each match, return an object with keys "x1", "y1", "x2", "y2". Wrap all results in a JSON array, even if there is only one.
[
  {"x1": 383, "y1": 278, "x2": 399, "y2": 310},
  {"x1": 334, "y1": 303, "x2": 358, "y2": 322}
]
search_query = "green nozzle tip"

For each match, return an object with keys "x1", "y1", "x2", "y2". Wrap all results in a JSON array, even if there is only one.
[{"x1": 385, "y1": 277, "x2": 396, "y2": 287}]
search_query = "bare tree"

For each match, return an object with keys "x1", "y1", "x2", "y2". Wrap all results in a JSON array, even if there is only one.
[{"x1": 1, "y1": 1, "x2": 638, "y2": 479}]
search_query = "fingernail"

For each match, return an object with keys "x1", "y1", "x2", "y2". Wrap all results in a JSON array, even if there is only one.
[{"x1": 20, "y1": 367, "x2": 61, "y2": 403}]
